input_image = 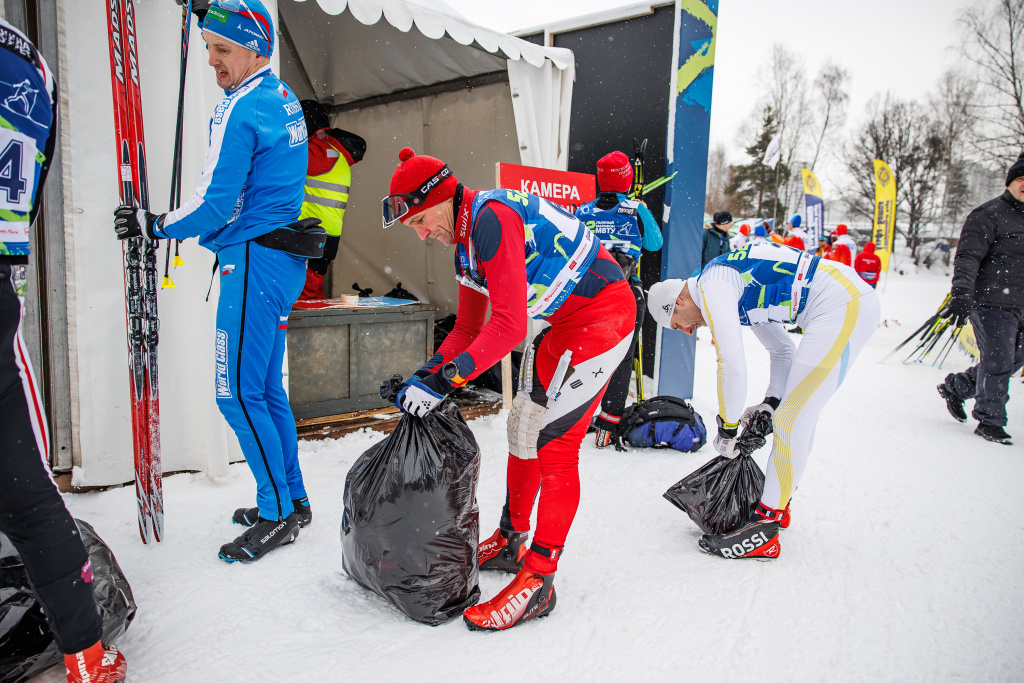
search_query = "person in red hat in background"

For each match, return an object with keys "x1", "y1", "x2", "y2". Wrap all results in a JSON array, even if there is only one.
[
  {"x1": 730, "y1": 223, "x2": 750, "y2": 250},
  {"x1": 575, "y1": 151, "x2": 662, "y2": 447},
  {"x1": 833, "y1": 223, "x2": 858, "y2": 256},
  {"x1": 824, "y1": 232, "x2": 853, "y2": 266},
  {"x1": 854, "y1": 241, "x2": 882, "y2": 288},
  {"x1": 381, "y1": 148, "x2": 635, "y2": 631}
]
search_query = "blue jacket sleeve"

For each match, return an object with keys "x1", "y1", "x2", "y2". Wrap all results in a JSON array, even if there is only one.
[
  {"x1": 639, "y1": 203, "x2": 663, "y2": 251},
  {"x1": 157, "y1": 92, "x2": 258, "y2": 240}
]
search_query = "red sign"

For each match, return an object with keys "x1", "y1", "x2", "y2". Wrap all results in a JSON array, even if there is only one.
[{"x1": 495, "y1": 162, "x2": 596, "y2": 210}]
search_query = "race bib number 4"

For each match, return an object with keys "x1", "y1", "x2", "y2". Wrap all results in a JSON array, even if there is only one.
[{"x1": 0, "y1": 129, "x2": 37, "y2": 213}]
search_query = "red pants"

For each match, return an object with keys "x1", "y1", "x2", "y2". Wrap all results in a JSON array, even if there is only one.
[{"x1": 503, "y1": 279, "x2": 635, "y2": 575}]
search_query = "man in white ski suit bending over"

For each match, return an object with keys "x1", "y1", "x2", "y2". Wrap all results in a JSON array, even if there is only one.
[{"x1": 648, "y1": 241, "x2": 879, "y2": 559}]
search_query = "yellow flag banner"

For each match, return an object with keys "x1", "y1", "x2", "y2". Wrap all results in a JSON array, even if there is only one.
[
  {"x1": 872, "y1": 159, "x2": 897, "y2": 272},
  {"x1": 956, "y1": 322, "x2": 981, "y2": 360},
  {"x1": 800, "y1": 168, "x2": 824, "y2": 245}
]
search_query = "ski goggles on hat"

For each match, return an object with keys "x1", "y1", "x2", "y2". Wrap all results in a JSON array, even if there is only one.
[{"x1": 381, "y1": 165, "x2": 452, "y2": 228}]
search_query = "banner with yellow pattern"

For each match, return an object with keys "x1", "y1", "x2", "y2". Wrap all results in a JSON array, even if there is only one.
[{"x1": 872, "y1": 159, "x2": 897, "y2": 273}]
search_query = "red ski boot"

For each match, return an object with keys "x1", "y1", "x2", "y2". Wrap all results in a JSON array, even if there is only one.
[
  {"x1": 756, "y1": 500, "x2": 791, "y2": 529},
  {"x1": 478, "y1": 528, "x2": 529, "y2": 572},
  {"x1": 463, "y1": 567, "x2": 556, "y2": 631},
  {"x1": 65, "y1": 642, "x2": 127, "y2": 683}
]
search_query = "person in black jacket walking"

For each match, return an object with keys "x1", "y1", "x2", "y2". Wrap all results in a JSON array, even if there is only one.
[
  {"x1": 702, "y1": 211, "x2": 732, "y2": 268},
  {"x1": 937, "y1": 152, "x2": 1024, "y2": 444}
]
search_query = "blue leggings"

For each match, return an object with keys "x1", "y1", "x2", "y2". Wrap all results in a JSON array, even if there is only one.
[{"x1": 215, "y1": 241, "x2": 306, "y2": 521}]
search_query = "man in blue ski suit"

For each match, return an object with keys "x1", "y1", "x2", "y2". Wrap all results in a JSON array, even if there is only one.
[
  {"x1": 575, "y1": 151, "x2": 662, "y2": 447},
  {"x1": 114, "y1": 0, "x2": 317, "y2": 563}
]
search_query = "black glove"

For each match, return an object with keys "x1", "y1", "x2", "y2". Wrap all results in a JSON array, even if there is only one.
[
  {"x1": 379, "y1": 374, "x2": 404, "y2": 403},
  {"x1": 941, "y1": 289, "x2": 972, "y2": 327},
  {"x1": 113, "y1": 206, "x2": 162, "y2": 241}
]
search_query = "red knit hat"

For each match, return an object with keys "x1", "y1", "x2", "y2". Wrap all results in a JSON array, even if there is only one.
[
  {"x1": 740, "y1": 224, "x2": 750, "y2": 236},
  {"x1": 835, "y1": 224, "x2": 848, "y2": 235},
  {"x1": 386, "y1": 147, "x2": 458, "y2": 224},
  {"x1": 596, "y1": 151, "x2": 633, "y2": 193}
]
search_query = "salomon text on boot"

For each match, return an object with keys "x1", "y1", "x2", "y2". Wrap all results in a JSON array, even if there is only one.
[
  {"x1": 219, "y1": 513, "x2": 300, "y2": 562},
  {"x1": 479, "y1": 528, "x2": 529, "y2": 572}
]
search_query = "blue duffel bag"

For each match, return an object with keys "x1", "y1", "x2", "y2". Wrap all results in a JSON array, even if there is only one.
[{"x1": 620, "y1": 396, "x2": 706, "y2": 453}]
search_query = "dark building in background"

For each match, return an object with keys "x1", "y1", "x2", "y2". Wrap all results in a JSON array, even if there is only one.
[{"x1": 518, "y1": 2, "x2": 676, "y2": 375}]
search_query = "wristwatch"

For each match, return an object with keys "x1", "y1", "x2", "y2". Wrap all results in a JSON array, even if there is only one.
[{"x1": 441, "y1": 361, "x2": 465, "y2": 386}]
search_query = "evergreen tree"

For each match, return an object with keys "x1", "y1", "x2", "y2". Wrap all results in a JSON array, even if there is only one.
[{"x1": 725, "y1": 106, "x2": 790, "y2": 219}]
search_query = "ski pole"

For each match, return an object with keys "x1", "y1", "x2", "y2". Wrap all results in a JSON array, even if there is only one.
[{"x1": 879, "y1": 313, "x2": 938, "y2": 363}]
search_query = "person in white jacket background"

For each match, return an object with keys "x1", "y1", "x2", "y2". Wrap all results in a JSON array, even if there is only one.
[{"x1": 648, "y1": 241, "x2": 880, "y2": 559}]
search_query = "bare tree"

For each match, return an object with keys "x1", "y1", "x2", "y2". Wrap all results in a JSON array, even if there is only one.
[
  {"x1": 809, "y1": 61, "x2": 851, "y2": 171},
  {"x1": 958, "y1": 0, "x2": 1024, "y2": 162},
  {"x1": 756, "y1": 45, "x2": 812, "y2": 223},
  {"x1": 705, "y1": 143, "x2": 729, "y2": 214},
  {"x1": 930, "y1": 70, "x2": 978, "y2": 237},
  {"x1": 841, "y1": 94, "x2": 945, "y2": 262}
]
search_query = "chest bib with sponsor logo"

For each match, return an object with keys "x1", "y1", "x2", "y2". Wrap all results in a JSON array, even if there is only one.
[
  {"x1": 454, "y1": 189, "x2": 599, "y2": 320},
  {"x1": 704, "y1": 241, "x2": 820, "y2": 326}
]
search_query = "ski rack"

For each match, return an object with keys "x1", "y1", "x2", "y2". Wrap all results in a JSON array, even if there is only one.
[{"x1": 106, "y1": 0, "x2": 163, "y2": 543}]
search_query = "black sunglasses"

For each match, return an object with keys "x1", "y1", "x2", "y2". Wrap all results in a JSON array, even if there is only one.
[{"x1": 381, "y1": 165, "x2": 451, "y2": 228}]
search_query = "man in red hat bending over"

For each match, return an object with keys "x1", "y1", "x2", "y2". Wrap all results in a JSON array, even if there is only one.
[{"x1": 382, "y1": 148, "x2": 635, "y2": 631}]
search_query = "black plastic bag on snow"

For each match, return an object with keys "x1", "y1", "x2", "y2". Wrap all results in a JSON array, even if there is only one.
[
  {"x1": 0, "y1": 519, "x2": 136, "y2": 683},
  {"x1": 663, "y1": 455, "x2": 766, "y2": 535},
  {"x1": 340, "y1": 400, "x2": 481, "y2": 626}
]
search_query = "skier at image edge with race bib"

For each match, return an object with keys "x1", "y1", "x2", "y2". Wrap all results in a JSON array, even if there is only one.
[
  {"x1": 381, "y1": 148, "x2": 635, "y2": 630},
  {"x1": 0, "y1": 18, "x2": 128, "y2": 683},
  {"x1": 575, "y1": 150, "x2": 662, "y2": 447},
  {"x1": 647, "y1": 241, "x2": 879, "y2": 558},
  {"x1": 113, "y1": 0, "x2": 318, "y2": 563}
]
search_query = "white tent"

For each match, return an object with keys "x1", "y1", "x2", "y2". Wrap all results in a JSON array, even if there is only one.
[{"x1": 56, "y1": 0, "x2": 574, "y2": 486}]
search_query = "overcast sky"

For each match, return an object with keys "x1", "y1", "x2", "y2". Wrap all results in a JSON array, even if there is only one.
[{"x1": 447, "y1": 0, "x2": 974, "y2": 192}]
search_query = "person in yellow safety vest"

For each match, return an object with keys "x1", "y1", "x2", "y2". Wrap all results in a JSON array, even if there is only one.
[{"x1": 297, "y1": 100, "x2": 366, "y2": 300}]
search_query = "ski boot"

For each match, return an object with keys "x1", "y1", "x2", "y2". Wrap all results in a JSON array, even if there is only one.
[
  {"x1": 219, "y1": 513, "x2": 299, "y2": 563},
  {"x1": 976, "y1": 423, "x2": 1012, "y2": 445},
  {"x1": 65, "y1": 642, "x2": 127, "y2": 683},
  {"x1": 594, "y1": 413, "x2": 620, "y2": 449},
  {"x1": 463, "y1": 567, "x2": 556, "y2": 631},
  {"x1": 699, "y1": 507, "x2": 781, "y2": 559},
  {"x1": 233, "y1": 497, "x2": 312, "y2": 528},
  {"x1": 937, "y1": 384, "x2": 967, "y2": 422},
  {"x1": 479, "y1": 528, "x2": 529, "y2": 572}
]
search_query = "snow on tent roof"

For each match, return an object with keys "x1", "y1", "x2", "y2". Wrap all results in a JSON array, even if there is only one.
[{"x1": 281, "y1": 0, "x2": 573, "y2": 106}]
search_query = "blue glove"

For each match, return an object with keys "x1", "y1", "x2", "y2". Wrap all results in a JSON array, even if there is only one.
[{"x1": 396, "y1": 371, "x2": 455, "y2": 417}]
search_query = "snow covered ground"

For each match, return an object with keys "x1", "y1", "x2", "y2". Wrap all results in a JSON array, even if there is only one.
[{"x1": 40, "y1": 268, "x2": 1024, "y2": 682}]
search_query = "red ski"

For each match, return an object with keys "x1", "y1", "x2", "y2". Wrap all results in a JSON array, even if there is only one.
[{"x1": 105, "y1": 0, "x2": 162, "y2": 543}]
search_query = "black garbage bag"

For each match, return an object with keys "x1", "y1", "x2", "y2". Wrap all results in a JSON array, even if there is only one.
[
  {"x1": 0, "y1": 520, "x2": 136, "y2": 683},
  {"x1": 341, "y1": 399, "x2": 481, "y2": 626},
  {"x1": 663, "y1": 455, "x2": 766, "y2": 535}
]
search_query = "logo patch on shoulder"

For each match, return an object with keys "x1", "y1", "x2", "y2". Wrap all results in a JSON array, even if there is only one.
[{"x1": 221, "y1": 264, "x2": 235, "y2": 276}]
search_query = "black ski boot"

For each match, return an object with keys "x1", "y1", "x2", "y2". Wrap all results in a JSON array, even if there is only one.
[
  {"x1": 233, "y1": 497, "x2": 312, "y2": 528},
  {"x1": 219, "y1": 513, "x2": 299, "y2": 563},
  {"x1": 975, "y1": 423, "x2": 1012, "y2": 445},
  {"x1": 937, "y1": 384, "x2": 967, "y2": 422},
  {"x1": 698, "y1": 516, "x2": 781, "y2": 559},
  {"x1": 478, "y1": 528, "x2": 529, "y2": 572}
]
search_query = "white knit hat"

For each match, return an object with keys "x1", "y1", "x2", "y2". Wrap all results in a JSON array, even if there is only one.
[{"x1": 648, "y1": 279, "x2": 686, "y2": 328}]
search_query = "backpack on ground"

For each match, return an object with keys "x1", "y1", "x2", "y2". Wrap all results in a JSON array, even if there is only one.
[{"x1": 619, "y1": 395, "x2": 706, "y2": 453}]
